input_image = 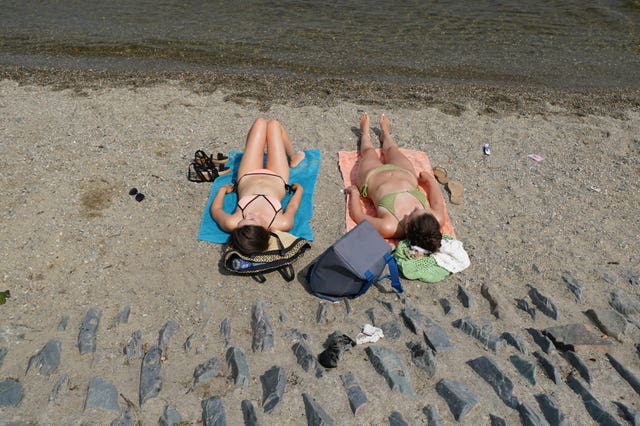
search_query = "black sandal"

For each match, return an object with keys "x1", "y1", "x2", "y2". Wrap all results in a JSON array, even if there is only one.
[
  {"x1": 194, "y1": 150, "x2": 229, "y2": 167},
  {"x1": 188, "y1": 162, "x2": 219, "y2": 182}
]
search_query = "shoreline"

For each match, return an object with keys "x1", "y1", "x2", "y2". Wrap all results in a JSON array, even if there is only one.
[{"x1": 1, "y1": 70, "x2": 639, "y2": 425}]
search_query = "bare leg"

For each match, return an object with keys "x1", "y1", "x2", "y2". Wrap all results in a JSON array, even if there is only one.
[
  {"x1": 238, "y1": 117, "x2": 269, "y2": 178},
  {"x1": 277, "y1": 122, "x2": 305, "y2": 167},
  {"x1": 379, "y1": 114, "x2": 416, "y2": 174},
  {"x1": 357, "y1": 112, "x2": 383, "y2": 186},
  {"x1": 265, "y1": 119, "x2": 292, "y2": 182}
]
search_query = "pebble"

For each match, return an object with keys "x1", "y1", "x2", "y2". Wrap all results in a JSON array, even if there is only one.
[
  {"x1": 422, "y1": 404, "x2": 443, "y2": 426},
  {"x1": 114, "y1": 305, "x2": 131, "y2": 327},
  {"x1": 526, "y1": 328, "x2": 556, "y2": 354},
  {"x1": 585, "y1": 309, "x2": 627, "y2": 341},
  {"x1": 219, "y1": 318, "x2": 231, "y2": 347},
  {"x1": 606, "y1": 353, "x2": 640, "y2": 396},
  {"x1": 260, "y1": 365, "x2": 286, "y2": 413},
  {"x1": 341, "y1": 372, "x2": 368, "y2": 415},
  {"x1": 241, "y1": 399, "x2": 260, "y2": 426},
  {"x1": 561, "y1": 271, "x2": 583, "y2": 301},
  {"x1": 435, "y1": 378, "x2": 479, "y2": 421},
  {"x1": 85, "y1": 376, "x2": 120, "y2": 412},
  {"x1": 139, "y1": 345, "x2": 163, "y2": 406},
  {"x1": 388, "y1": 410, "x2": 409, "y2": 426},
  {"x1": 515, "y1": 298, "x2": 536, "y2": 321},
  {"x1": 365, "y1": 345, "x2": 415, "y2": 397},
  {"x1": 252, "y1": 301, "x2": 274, "y2": 352},
  {"x1": 510, "y1": 354, "x2": 537, "y2": 386},
  {"x1": 302, "y1": 392, "x2": 334, "y2": 426},
  {"x1": 566, "y1": 374, "x2": 622, "y2": 426},
  {"x1": 564, "y1": 350, "x2": 591, "y2": 384},
  {"x1": 193, "y1": 356, "x2": 222, "y2": 385},
  {"x1": 158, "y1": 405, "x2": 182, "y2": 426},
  {"x1": 158, "y1": 320, "x2": 179, "y2": 352},
  {"x1": 226, "y1": 346, "x2": 250, "y2": 389},
  {"x1": 201, "y1": 396, "x2": 226, "y2": 426},
  {"x1": 0, "y1": 378, "x2": 24, "y2": 407},
  {"x1": 78, "y1": 307, "x2": 102, "y2": 354},
  {"x1": 527, "y1": 285, "x2": 559, "y2": 320},
  {"x1": 452, "y1": 317, "x2": 505, "y2": 352},
  {"x1": 533, "y1": 351, "x2": 561, "y2": 384},
  {"x1": 501, "y1": 332, "x2": 529, "y2": 355},
  {"x1": 517, "y1": 402, "x2": 550, "y2": 426},
  {"x1": 457, "y1": 284, "x2": 472, "y2": 308},
  {"x1": 467, "y1": 356, "x2": 518, "y2": 408},
  {"x1": 407, "y1": 341, "x2": 437, "y2": 377},
  {"x1": 26, "y1": 338, "x2": 61, "y2": 376},
  {"x1": 534, "y1": 394, "x2": 568, "y2": 426},
  {"x1": 292, "y1": 341, "x2": 324, "y2": 378}
]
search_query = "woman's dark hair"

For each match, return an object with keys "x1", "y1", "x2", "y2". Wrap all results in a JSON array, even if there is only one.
[
  {"x1": 406, "y1": 213, "x2": 442, "y2": 253},
  {"x1": 228, "y1": 225, "x2": 271, "y2": 254}
]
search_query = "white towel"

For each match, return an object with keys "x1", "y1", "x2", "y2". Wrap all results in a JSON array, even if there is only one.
[{"x1": 432, "y1": 239, "x2": 470, "y2": 273}]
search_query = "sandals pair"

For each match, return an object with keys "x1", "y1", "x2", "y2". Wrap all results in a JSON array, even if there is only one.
[
  {"x1": 433, "y1": 167, "x2": 463, "y2": 205},
  {"x1": 188, "y1": 150, "x2": 230, "y2": 183}
]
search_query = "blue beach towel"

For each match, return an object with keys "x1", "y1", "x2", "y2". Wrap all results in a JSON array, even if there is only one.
[{"x1": 198, "y1": 149, "x2": 320, "y2": 244}]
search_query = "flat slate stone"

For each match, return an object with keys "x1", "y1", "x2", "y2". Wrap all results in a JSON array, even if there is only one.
[
  {"x1": 489, "y1": 414, "x2": 507, "y2": 426},
  {"x1": 566, "y1": 374, "x2": 622, "y2": 426},
  {"x1": 457, "y1": 284, "x2": 472, "y2": 308},
  {"x1": 26, "y1": 338, "x2": 61, "y2": 376},
  {"x1": 606, "y1": 353, "x2": 640, "y2": 396},
  {"x1": 422, "y1": 320, "x2": 454, "y2": 353},
  {"x1": 435, "y1": 379, "x2": 479, "y2": 421},
  {"x1": 501, "y1": 332, "x2": 529, "y2": 355},
  {"x1": 159, "y1": 405, "x2": 182, "y2": 426},
  {"x1": 85, "y1": 376, "x2": 119, "y2": 412},
  {"x1": 389, "y1": 410, "x2": 408, "y2": 426},
  {"x1": 527, "y1": 285, "x2": 559, "y2": 320},
  {"x1": 114, "y1": 305, "x2": 130, "y2": 327},
  {"x1": 365, "y1": 346, "x2": 415, "y2": 397},
  {"x1": 533, "y1": 351, "x2": 561, "y2": 384},
  {"x1": 78, "y1": 307, "x2": 102, "y2": 354},
  {"x1": 124, "y1": 330, "x2": 142, "y2": 360},
  {"x1": 526, "y1": 328, "x2": 556, "y2": 354},
  {"x1": 565, "y1": 351, "x2": 591, "y2": 384},
  {"x1": 423, "y1": 404, "x2": 443, "y2": 426},
  {"x1": 467, "y1": 356, "x2": 518, "y2": 408},
  {"x1": 0, "y1": 346, "x2": 7, "y2": 368},
  {"x1": 302, "y1": 392, "x2": 334, "y2": 426},
  {"x1": 252, "y1": 301, "x2": 274, "y2": 352},
  {"x1": 316, "y1": 302, "x2": 335, "y2": 324},
  {"x1": 49, "y1": 373, "x2": 70, "y2": 404},
  {"x1": 609, "y1": 289, "x2": 640, "y2": 316},
  {"x1": 562, "y1": 271, "x2": 583, "y2": 301},
  {"x1": 0, "y1": 378, "x2": 24, "y2": 407},
  {"x1": 380, "y1": 321, "x2": 402, "y2": 340},
  {"x1": 452, "y1": 317, "x2": 504, "y2": 352},
  {"x1": 139, "y1": 345, "x2": 162, "y2": 406},
  {"x1": 57, "y1": 314, "x2": 69, "y2": 331},
  {"x1": 193, "y1": 357, "x2": 222, "y2": 385},
  {"x1": 544, "y1": 323, "x2": 612, "y2": 352},
  {"x1": 201, "y1": 396, "x2": 226, "y2": 426},
  {"x1": 510, "y1": 354, "x2": 536, "y2": 386},
  {"x1": 407, "y1": 341, "x2": 437, "y2": 378},
  {"x1": 158, "y1": 320, "x2": 179, "y2": 352},
  {"x1": 226, "y1": 346, "x2": 249, "y2": 389},
  {"x1": 585, "y1": 309, "x2": 627, "y2": 341},
  {"x1": 515, "y1": 298, "x2": 536, "y2": 320},
  {"x1": 439, "y1": 298, "x2": 453, "y2": 315},
  {"x1": 341, "y1": 372, "x2": 367, "y2": 415},
  {"x1": 401, "y1": 304, "x2": 430, "y2": 334},
  {"x1": 111, "y1": 404, "x2": 134, "y2": 426},
  {"x1": 613, "y1": 401, "x2": 640, "y2": 426},
  {"x1": 241, "y1": 399, "x2": 260, "y2": 426},
  {"x1": 219, "y1": 318, "x2": 231, "y2": 347},
  {"x1": 260, "y1": 365, "x2": 286, "y2": 413},
  {"x1": 517, "y1": 402, "x2": 550, "y2": 426},
  {"x1": 534, "y1": 394, "x2": 568, "y2": 426},
  {"x1": 481, "y1": 283, "x2": 514, "y2": 320},
  {"x1": 292, "y1": 341, "x2": 324, "y2": 378}
]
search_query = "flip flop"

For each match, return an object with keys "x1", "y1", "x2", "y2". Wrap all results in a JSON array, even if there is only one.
[
  {"x1": 446, "y1": 180, "x2": 464, "y2": 205},
  {"x1": 433, "y1": 167, "x2": 449, "y2": 185}
]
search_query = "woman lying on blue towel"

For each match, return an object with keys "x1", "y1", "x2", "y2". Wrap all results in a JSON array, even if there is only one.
[{"x1": 210, "y1": 118, "x2": 305, "y2": 254}]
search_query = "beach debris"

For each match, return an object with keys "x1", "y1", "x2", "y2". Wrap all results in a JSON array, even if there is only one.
[
  {"x1": 260, "y1": 365, "x2": 286, "y2": 413},
  {"x1": 193, "y1": 356, "x2": 222, "y2": 385},
  {"x1": 407, "y1": 341, "x2": 437, "y2": 377},
  {"x1": 0, "y1": 290, "x2": 9, "y2": 305},
  {"x1": 226, "y1": 346, "x2": 250, "y2": 388},
  {"x1": 516, "y1": 402, "x2": 549, "y2": 426},
  {"x1": 201, "y1": 396, "x2": 226, "y2": 426},
  {"x1": 527, "y1": 285, "x2": 559, "y2": 320},
  {"x1": 84, "y1": 376, "x2": 119, "y2": 412},
  {"x1": 78, "y1": 308, "x2": 102, "y2": 354},
  {"x1": 564, "y1": 351, "x2": 591, "y2": 385},
  {"x1": 159, "y1": 405, "x2": 182, "y2": 426},
  {"x1": 566, "y1": 374, "x2": 621, "y2": 425},
  {"x1": 528, "y1": 154, "x2": 544, "y2": 162},
  {"x1": 435, "y1": 379, "x2": 479, "y2": 421},
  {"x1": 467, "y1": 356, "x2": 518, "y2": 408},
  {"x1": 452, "y1": 317, "x2": 505, "y2": 352},
  {"x1": 534, "y1": 394, "x2": 568, "y2": 426},
  {"x1": 57, "y1": 314, "x2": 69, "y2": 331},
  {"x1": 585, "y1": 309, "x2": 627, "y2": 342},
  {"x1": 533, "y1": 351, "x2": 561, "y2": 384},
  {"x1": 365, "y1": 345, "x2": 415, "y2": 397},
  {"x1": 219, "y1": 318, "x2": 231, "y2": 347},
  {"x1": 241, "y1": 400, "x2": 260, "y2": 426},
  {"x1": 526, "y1": 328, "x2": 556, "y2": 354},
  {"x1": 389, "y1": 410, "x2": 409, "y2": 426},
  {"x1": 501, "y1": 332, "x2": 529, "y2": 355},
  {"x1": 251, "y1": 301, "x2": 274, "y2": 352},
  {"x1": 292, "y1": 341, "x2": 324, "y2": 378},
  {"x1": 341, "y1": 372, "x2": 367, "y2": 415},
  {"x1": 158, "y1": 320, "x2": 179, "y2": 352},
  {"x1": 139, "y1": 345, "x2": 162, "y2": 406},
  {"x1": 0, "y1": 378, "x2": 24, "y2": 407},
  {"x1": 483, "y1": 143, "x2": 491, "y2": 155},
  {"x1": 561, "y1": 272, "x2": 583, "y2": 301},
  {"x1": 515, "y1": 298, "x2": 536, "y2": 320},
  {"x1": 457, "y1": 284, "x2": 472, "y2": 308},
  {"x1": 423, "y1": 405, "x2": 443, "y2": 426},
  {"x1": 510, "y1": 355, "x2": 537, "y2": 386},
  {"x1": 26, "y1": 339, "x2": 61, "y2": 376},
  {"x1": 606, "y1": 353, "x2": 640, "y2": 396},
  {"x1": 114, "y1": 305, "x2": 130, "y2": 327},
  {"x1": 356, "y1": 324, "x2": 383, "y2": 344},
  {"x1": 49, "y1": 373, "x2": 69, "y2": 404},
  {"x1": 302, "y1": 392, "x2": 334, "y2": 425},
  {"x1": 318, "y1": 332, "x2": 355, "y2": 368},
  {"x1": 544, "y1": 323, "x2": 611, "y2": 352},
  {"x1": 124, "y1": 330, "x2": 143, "y2": 360}
]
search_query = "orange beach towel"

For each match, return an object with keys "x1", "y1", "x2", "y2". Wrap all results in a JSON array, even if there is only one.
[{"x1": 338, "y1": 148, "x2": 455, "y2": 241}]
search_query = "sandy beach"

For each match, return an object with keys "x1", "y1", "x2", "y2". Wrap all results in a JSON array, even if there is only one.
[{"x1": 1, "y1": 69, "x2": 639, "y2": 425}]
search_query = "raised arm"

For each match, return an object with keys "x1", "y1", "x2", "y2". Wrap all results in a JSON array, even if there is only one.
[
  {"x1": 418, "y1": 171, "x2": 446, "y2": 223},
  {"x1": 210, "y1": 184, "x2": 237, "y2": 232}
]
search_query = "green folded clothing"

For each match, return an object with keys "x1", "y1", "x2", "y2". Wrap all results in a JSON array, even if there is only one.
[{"x1": 392, "y1": 236, "x2": 453, "y2": 283}]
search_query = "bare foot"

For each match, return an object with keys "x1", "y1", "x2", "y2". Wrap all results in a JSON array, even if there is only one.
[
  {"x1": 289, "y1": 150, "x2": 305, "y2": 168},
  {"x1": 360, "y1": 112, "x2": 370, "y2": 135},
  {"x1": 379, "y1": 113, "x2": 391, "y2": 135}
]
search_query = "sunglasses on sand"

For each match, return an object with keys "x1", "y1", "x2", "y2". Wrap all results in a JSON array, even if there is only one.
[{"x1": 128, "y1": 187, "x2": 145, "y2": 202}]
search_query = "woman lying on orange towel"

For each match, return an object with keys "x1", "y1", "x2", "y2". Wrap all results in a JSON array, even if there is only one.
[
  {"x1": 344, "y1": 113, "x2": 447, "y2": 253},
  {"x1": 210, "y1": 118, "x2": 305, "y2": 254}
]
